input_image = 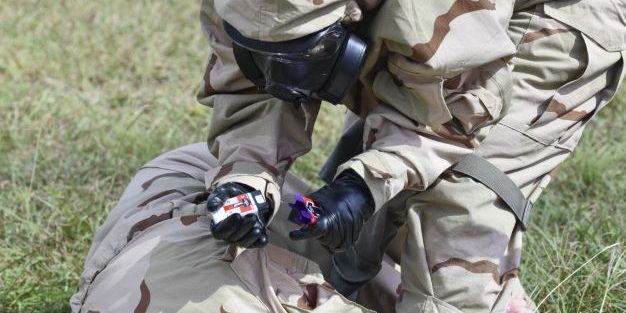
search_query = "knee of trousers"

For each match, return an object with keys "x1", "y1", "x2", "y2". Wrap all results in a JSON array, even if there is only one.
[{"x1": 397, "y1": 173, "x2": 528, "y2": 313}]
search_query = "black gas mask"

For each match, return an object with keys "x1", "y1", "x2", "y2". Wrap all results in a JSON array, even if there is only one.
[{"x1": 224, "y1": 21, "x2": 367, "y2": 105}]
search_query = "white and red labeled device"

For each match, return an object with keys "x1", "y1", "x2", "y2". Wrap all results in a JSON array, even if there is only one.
[{"x1": 211, "y1": 191, "x2": 269, "y2": 225}]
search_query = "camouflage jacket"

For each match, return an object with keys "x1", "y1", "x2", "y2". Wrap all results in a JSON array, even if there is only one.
[{"x1": 199, "y1": 0, "x2": 626, "y2": 217}]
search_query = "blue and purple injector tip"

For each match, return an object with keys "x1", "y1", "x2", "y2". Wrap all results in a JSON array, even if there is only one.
[{"x1": 288, "y1": 194, "x2": 320, "y2": 227}]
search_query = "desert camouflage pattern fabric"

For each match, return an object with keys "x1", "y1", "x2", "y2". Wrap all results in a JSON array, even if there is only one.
[
  {"x1": 70, "y1": 143, "x2": 377, "y2": 313},
  {"x1": 72, "y1": 0, "x2": 625, "y2": 312},
  {"x1": 69, "y1": 144, "x2": 528, "y2": 313}
]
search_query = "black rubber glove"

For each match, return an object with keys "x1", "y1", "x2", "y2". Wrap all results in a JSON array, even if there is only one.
[
  {"x1": 289, "y1": 170, "x2": 374, "y2": 251},
  {"x1": 207, "y1": 182, "x2": 269, "y2": 248}
]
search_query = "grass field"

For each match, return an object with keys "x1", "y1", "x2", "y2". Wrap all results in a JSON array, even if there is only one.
[{"x1": 0, "y1": 1, "x2": 624, "y2": 312}]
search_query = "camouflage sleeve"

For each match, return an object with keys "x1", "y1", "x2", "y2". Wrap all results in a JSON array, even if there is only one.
[
  {"x1": 198, "y1": 0, "x2": 366, "y2": 222},
  {"x1": 337, "y1": 0, "x2": 518, "y2": 210},
  {"x1": 214, "y1": 0, "x2": 363, "y2": 41},
  {"x1": 197, "y1": 0, "x2": 334, "y2": 223}
]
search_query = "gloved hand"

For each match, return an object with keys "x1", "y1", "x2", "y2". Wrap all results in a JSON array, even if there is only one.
[
  {"x1": 289, "y1": 170, "x2": 374, "y2": 251},
  {"x1": 207, "y1": 182, "x2": 270, "y2": 248}
]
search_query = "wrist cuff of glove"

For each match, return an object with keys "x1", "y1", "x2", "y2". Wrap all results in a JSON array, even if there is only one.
[
  {"x1": 205, "y1": 161, "x2": 281, "y2": 225},
  {"x1": 334, "y1": 161, "x2": 387, "y2": 212},
  {"x1": 330, "y1": 168, "x2": 375, "y2": 215}
]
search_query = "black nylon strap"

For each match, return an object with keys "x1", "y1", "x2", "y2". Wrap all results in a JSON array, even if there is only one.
[
  {"x1": 232, "y1": 44, "x2": 265, "y2": 86},
  {"x1": 451, "y1": 153, "x2": 532, "y2": 230}
]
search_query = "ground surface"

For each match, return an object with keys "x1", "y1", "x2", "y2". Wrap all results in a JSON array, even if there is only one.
[{"x1": 0, "y1": 1, "x2": 624, "y2": 312}]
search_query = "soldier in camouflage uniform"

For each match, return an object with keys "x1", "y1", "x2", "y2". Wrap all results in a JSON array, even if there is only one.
[{"x1": 71, "y1": 0, "x2": 625, "y2": 312}]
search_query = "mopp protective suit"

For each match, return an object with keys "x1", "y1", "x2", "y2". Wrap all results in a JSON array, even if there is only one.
[{"x1": 71, "y1": 0, "x2": 625, "y2": 312}]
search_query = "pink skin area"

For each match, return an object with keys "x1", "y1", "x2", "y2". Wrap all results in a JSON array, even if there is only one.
[{"x1": 506, "y1": 296, "x2": 533, "y2": 313}]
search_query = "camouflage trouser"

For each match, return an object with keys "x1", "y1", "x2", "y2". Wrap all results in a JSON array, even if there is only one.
[{"x1": 69, "y1": 143, "x2": 379, "y2": 313}]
